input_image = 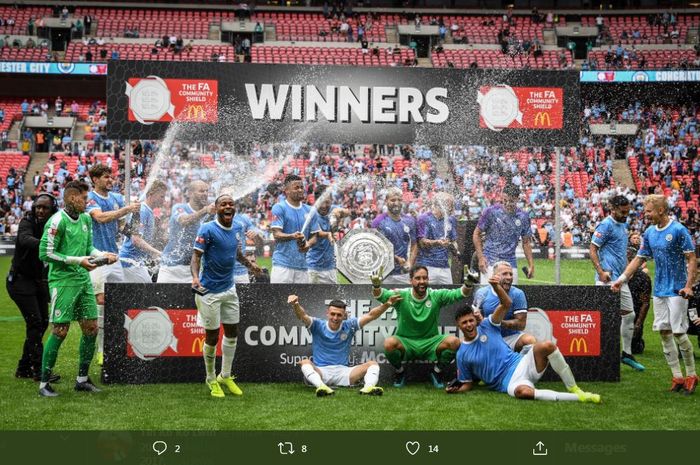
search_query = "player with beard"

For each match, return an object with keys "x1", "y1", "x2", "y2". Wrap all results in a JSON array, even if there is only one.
[
  {"x1": 38, "y1": 181, "x2": 118, "y2": 396},
  {"x1": 158, "y1": 180, "x2": 214, "y2": 283},
  {"x1": 270, "y1": 175, "x2": 313, "y2": 284},
  {"x1": 473, "y1": 184, "x2": 534, "y2": 284},
  {"x1": 590, "y1": 195, "x2": 645, "y2": 371},
  {"x1": 371, "y1": 187, "x2": 417, "y2": 285},
  {"x1": 416, "y1": 192, "x2": 459, "y2": 285},
  {"x1": 372, "y1": 265, "x2": 474, "y2": 388},
  {"x1": 86, "y1": 164, "x2": 140, "y2": 365},
  {"x1": 612, "y1": 195, "x2": 698, "y2": 394},
  {"x1": 305, "y1": 186, "x2": 349, "y2": 284},
  {"x1": 448, "y1": 275, "x2": 600, "y2": 403},
  {"x1": 471, "y1": 261, "x2": 535, "y2": 352},
  {"x1": 191, "y1": 194, "x2": 263, "y2": 398}
]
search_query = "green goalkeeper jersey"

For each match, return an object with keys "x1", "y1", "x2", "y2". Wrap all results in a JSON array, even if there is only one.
[
  {"x1": 378, "y1": 287, "x2": 466, "y2": 339},
  {"x1": 39, "y1": 210, "x2": 96, "y2": 286}
]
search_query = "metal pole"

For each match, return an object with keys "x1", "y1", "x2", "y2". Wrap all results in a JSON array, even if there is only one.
[
  {"x1": 554, "y1": 147, "x2": 561, "y2": 285},
  {"x1": 125, "y1": 140, "x2": 132, "y2": 203}
]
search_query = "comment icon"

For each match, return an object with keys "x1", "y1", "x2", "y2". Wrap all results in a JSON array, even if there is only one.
[{"x1": 152, "y1": 441, "x2": 168, "y2": 456}]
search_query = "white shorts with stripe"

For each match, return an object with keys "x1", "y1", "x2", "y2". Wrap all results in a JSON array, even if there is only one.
[
  {"x1": 122, "y1": 265, "x2": 152, "y2": 283},
  {"x1": 652, "y1": 296, "x2": 689, "y2": 333},
  {"x1": 506, "y1": 348, "x2": 545, "y2": 397},
  {"x1": 89, "y1": 261, "x2": 124, "y2": 295},
  {"x1": 317, "y1": 364, "x2": 354, "y2": 387},
  {"x1": 308, "y1": 269, "x2": 337, "y2": 284},
  {"x1": 156, "y1": 264, "x2": 192, "y2": 283},
  {"x1": 195, "y1": 285, "x2": 240, "y2": 330},
  {"x1": 383, "y1": 273, "x2": 410, "y2": 285},
  {"x1": 596, "y1": 281, "x2": 633, "y2": 313},
  {"x1": 270, "y1": 266, "x2": 309, "y2": 284},
  {"x1": 503, "y1": 332, "x2": 525, "y2": 351},
  {"x1": 425, "y1": 266, "x2": 453, "y2": 284}
]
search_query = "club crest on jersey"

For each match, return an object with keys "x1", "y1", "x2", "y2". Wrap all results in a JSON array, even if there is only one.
[
  {"x1": 515, "y1": 219, "x2": 521, "y2": 227},
  {"x1": 480, "y1": 334, "x2": 488, "y2": 343},
  {"x1": 340, "y1": 333, "x2": 348, "y2": 341},
  {"x1": 403, "y1": 225, "x2": 410, "y2": 233},
  {"x1": 666, "y1": 234, "x2": 673, "y2": 242},
  {"x1": 82, "y1": 225, "x2": 88, "y2": 232},
  {"x1": 425, "y1": 301, "x2": 432, "y2": 308}
]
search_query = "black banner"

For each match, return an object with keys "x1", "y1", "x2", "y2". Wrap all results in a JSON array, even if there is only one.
[
  {"x1": 106, "y1": 61, "x2": 580, "y2": 146},
  {"x1": 104, "y1": 283, "x2": 619, "y2": 384}
]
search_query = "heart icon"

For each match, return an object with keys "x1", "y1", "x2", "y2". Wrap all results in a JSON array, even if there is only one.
[{"x1": 405, "y1": 441, "x2": 420, "y2": 456}]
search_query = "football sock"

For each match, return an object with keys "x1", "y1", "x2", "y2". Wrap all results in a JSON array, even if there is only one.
[
  {"x1": 301, "y1": 364, "x2": 323, "y2": 388},
  {"x1": 661, "y1": 333, "x2": 683, "y2": 378},
  {"x1": 364, "y1": 364, "x2": 380, "y2": 387},
  {"x1": 621, "y1": 312, "x2": 635, "y2": 355},
  {"x1": 437, "y1": 349, "x2": 456, "y2": 371},
  {"x1": 547, "y1": 348, "x2": 576, "y2": 390},
  {"x1": 385, "y1": 349, "x2": 403, "y2": 370},
  {"x1": 41, "y1": 333, "x2": 65, "y2": 383},
  {"x1": 220, "y1": 336, "x2": 237, "y2": 378},
  {"x1": 675, "y1": 334, "x2": 696, "y2": 377},
  {"x1": 534, "y1": 389, "x2": 580, "y2": 402},
  {"x1": 78, "y1": 333, "x2": 97, "y2": 378},
  {"x1": 97, "y1": 304, "x2": 104, "y2": 354},
  {"x1": 203, "y1": 343, "x2": 217, "y2": 383}
]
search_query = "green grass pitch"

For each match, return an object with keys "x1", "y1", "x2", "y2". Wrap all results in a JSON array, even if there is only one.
[{"x1": 1, "y1": 256, "x2": 698, "y2": 430}]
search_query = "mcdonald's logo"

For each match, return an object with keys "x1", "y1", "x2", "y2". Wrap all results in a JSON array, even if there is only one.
[
  {"x1": 191, "y1": 336, "x2": 205, "y2": 353},
  {"x1": 569, "y1": 337, "x2": 588, "y2": 353},
  {"x1": 186, "y1": 105, "x2": 206, "y2": 120},
  {"x1": 533, "y1": 112, "x2": 551, "y2": 127}
]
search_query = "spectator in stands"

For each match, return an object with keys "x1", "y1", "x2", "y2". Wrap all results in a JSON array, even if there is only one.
[
  {"x1": 99, "y1": 49, "x2": 107, "y2": 60},
  {"x1": 0, "y1": 107, "x2": 4, "y2": 123},
  {"x1": 55, "y1": 96, "x2": 63, "y2": 117},
  {"x1": 111, "y1": 50, "x2": 119, "y2": 60},
  {"x1": 35, "y1": 130, "x2": 46, "y2": 152},
  {"x1": 85, "y1": 50, "x2": 93, "y2": 62},
  {"x1": 84, "y1": 14, "x2": 92, "y2": 35}
]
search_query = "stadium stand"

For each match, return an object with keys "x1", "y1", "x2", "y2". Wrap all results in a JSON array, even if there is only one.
[{"x1": 251, "y1": 45, "x2": 415, "y2": 66}]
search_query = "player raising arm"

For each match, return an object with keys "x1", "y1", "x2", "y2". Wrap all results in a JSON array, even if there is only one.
[
  {"x1": 287, "y1": 293, "x2": 402, "y2": 397},
  {"x1": 447, "y1": 275, "x2": 600, "y2": 403}
]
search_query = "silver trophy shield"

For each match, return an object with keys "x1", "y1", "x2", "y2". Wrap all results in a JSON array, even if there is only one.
[{"x1": 336, "y1": 229, "x2": 394, "y2": 284}]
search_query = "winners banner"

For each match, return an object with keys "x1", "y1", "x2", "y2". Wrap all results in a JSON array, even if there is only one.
[
  {"x1": 103, "y1": 284, "x2": 619, "y2": 384},
  {"x1": 106, "y1": 61, "x2": 580, "y2": 146}
]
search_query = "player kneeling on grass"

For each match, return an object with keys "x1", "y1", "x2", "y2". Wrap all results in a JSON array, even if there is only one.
[
  {"x1": 287, "y1": 294, "x2": 402, "y2": 397},
  {"x1": 447, "y1": 275, "x2": 601, "y2": 403},
  {"x1": 191, "y1": 194, "x2": 263, "y2": 398}
]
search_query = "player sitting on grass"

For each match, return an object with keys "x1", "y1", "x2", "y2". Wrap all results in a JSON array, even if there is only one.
[
  {"x1": 447, "y1": 275, "x2": 601, "y2": 403},
  {"x1": 287, "y1": 293, "x2": 401, "y2": 397},
  {"x1": 372, "y1": 264, "x2": 474, "y2": 389}
]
